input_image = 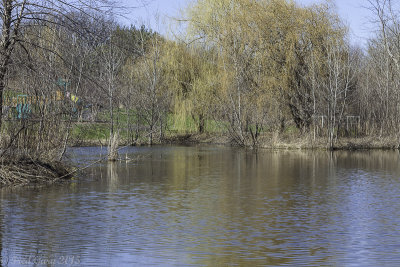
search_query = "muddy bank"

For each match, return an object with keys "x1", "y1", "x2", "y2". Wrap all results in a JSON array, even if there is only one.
[
  {"x1": 0, "y1": 159, "x2": 72, "y2": 187},
  {"x1": 164, "y1": 134, "x2": 400, "y2": 150}
]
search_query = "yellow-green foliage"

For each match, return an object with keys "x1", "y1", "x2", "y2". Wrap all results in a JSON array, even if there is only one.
[
  {"x1": 84, "y1": 0, "x2": 348, "y2": 143},
  {"x1": 185, "y1": 0, "x2": 347, "y2": 133},
  {"x1": 161, "y1": 39, "x2": 220, "y2": 131}
]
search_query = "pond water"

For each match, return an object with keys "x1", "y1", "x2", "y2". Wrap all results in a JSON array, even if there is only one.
[{"x1": 2, "y1": 146, "x2": 400, "y2": 266}]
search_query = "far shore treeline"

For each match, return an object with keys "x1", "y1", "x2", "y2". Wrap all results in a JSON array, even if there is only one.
[{"x1": 1, "y1": 0, "x2": 400, "y2": 166}]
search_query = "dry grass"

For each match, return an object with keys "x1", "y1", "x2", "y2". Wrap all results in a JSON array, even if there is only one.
[
  {"x1": 261, "y1": 135, "x2": 400, "y2": 150},
  {"x1": 0, "y1": 158, "x2": 71, "y2": 187},
  {"x1": 164, "y1": 132, "x2": 400, "y2": 151}
]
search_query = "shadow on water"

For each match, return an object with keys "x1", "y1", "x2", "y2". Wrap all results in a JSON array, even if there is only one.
[{"x1": 1, "y1": 147, "x2": 400, "y2": 266}]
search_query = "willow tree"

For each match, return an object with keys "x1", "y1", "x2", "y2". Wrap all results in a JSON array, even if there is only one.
[
  {"x1": 161, "y1": 41, "x2": 219, "y2": 134},
  {"x1": 186, "y1": 0, "x2": 277, "y2": 146},
  {"x1": 283, "y1": 3, "x2": 346, "y2": 132},
  {"x1": 185, "y1": 0, "x2": 350, "y2": 147}
]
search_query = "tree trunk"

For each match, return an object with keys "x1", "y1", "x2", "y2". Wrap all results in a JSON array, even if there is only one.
[
  {"x1": 149, "y1": 129, "x2": 153, "y2": 145},
  {"x1": 108, "y1": 132, "x2": 119, "y2": 161},
  {"x1": 160, "y1": 116, "x2": 164, "y2": 142},
  {"x1": 198, "y1": 113, "x2": 205, "y2": 134},
  {"x1": 0, "y1": 73, "x2": 5, "y2": 132}
]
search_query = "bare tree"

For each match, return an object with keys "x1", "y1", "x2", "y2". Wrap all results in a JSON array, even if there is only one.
[
  {"x1": 323, "y1": 39, "x2": 357, "y2": 149},
  {"x1": 0, "y1": 0, "x2": 117, "y2": 130},
  {"x1": 102, "y1": 35, "x2": 124, "y2": 160},
  {"x1": 134, "y1": 33, "x2": 169, "y2": 145}
]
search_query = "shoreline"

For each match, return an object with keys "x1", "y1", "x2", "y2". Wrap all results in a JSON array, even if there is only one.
[{"x1": 70, "y1": 133, "x2": 400, "y2": 151}]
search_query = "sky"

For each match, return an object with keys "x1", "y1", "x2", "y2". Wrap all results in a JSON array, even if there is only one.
[
  {"x1": 300, "y1": 0, "x2": 375, "y2": 47},
  {"x1": 119, "y1": 0, "x2": 376, "y2": 47}
]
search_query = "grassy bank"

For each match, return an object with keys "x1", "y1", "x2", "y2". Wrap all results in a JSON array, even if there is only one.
[
  {"x1": 71, "y1": 128, "x2": 400, "y2": 151},
  {"x1": 70, "y1": 110, "x2": 226, "y2": 146},
  {"x1": 68, "y1": 110, "x2": 400, "y2": 150}
]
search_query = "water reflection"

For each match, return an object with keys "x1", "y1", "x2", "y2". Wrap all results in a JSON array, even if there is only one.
[{"x1": 1, "y1": 147, "x2": 400, "y2": 266}]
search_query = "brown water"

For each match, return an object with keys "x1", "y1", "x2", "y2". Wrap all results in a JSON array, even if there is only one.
[{"x1": 2, "y1": 146, "x2": 400, "y2": 266}]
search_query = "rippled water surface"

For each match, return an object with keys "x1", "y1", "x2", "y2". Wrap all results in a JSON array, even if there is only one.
[{"x1": 2, "y1": 146, "x2": 400, "y2": 266}]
